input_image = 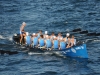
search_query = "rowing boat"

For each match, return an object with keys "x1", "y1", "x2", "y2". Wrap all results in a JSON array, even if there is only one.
[
  {"x1": 13, "y1": 33, "x2": 88, "y2": 58},
  {"x1": 28, "y1": 44, "x2": 88, "y2": 58}
]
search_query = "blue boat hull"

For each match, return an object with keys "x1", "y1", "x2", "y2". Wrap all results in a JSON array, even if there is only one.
[
  {"x1": 28, "y1": 44, "x2": 88, "y2": 58},
  {"x1": 59, "y1": 44, "x2": 88, "y2": 58}
]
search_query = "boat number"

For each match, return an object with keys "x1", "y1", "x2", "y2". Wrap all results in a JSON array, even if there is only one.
[{"x1": 62, "y1": 46, "x2": 84, "y2": 54}]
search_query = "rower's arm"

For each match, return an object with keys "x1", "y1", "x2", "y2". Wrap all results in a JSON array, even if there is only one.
[{"x1": 20, "y1": 25, "x2": 25, "y2": 31}]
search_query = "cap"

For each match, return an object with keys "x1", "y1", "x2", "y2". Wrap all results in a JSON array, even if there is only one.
[
  {"x1": 26, "y1": 32, "x2": 29, "y2": 36},
  {"x1": 33, "y1": 33, "x2": 36, "y2": 35},
  {"x1": 22, "y1": 22, "x2": 26, "y2": 25},
  {"x1": 66, "y1": 33, "x2": 70, "y2": 36},
  {"x1": 45, "y1": 31, "x2": 48, "y2": 34}
]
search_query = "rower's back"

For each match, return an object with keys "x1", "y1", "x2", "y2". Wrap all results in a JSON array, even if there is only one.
[
  {"x1": 26, "y1": 32, "x2": 31, "y2": 46},
  {"x1": 39, "y1": 35, "x2": 45, "y2": 47},
  {"x1": 33, "y1": 37, "x2": 38, "y2": 46},
  {"x1": 53, "y1": 37, "x2": 59, "y2": 49},
  {"x1": 60, "y1": 38, "x2": 66, "y2": 50},
  {"x1": 45, "y1": 36, "x2": 52, "y2": 48},
  {"x1": 32, "y1": 33, "x2": 38, "y2": 47}
]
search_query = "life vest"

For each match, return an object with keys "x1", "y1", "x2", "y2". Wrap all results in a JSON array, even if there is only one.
[
  {"x1": 54, "y1": 40, "x2": 59, "y2": 49},
  {"x1": 46, "y1": 39, "x2": 52, "y2": 48},
  {"x1": 39, "y1": 39, "x2": 45, "y2": 47},
  {"x1": 33, "y1": 37, "x2": 38, "y2": 46},
  {"x1": 26, "y1": 36, "x2": 31, "y2": 45},
  {"x1": 60, "y1": 42, "x2": 66, "y2": 49}
]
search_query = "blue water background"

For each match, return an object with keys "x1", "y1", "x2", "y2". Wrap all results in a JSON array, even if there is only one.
[{"x1": 0, "y1": 0, "x2": 100, "y2": 75}]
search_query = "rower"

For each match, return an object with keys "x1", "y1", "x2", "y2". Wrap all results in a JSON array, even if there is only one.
[
  {"x1": 32, "y1": 33, "x2": 38, "y2": 48},
  {"x1": 50, "y1": 32, "x2": 55, "y2": 40},
  {"x1": 44, "y1": 31, "x2": 48, "y2": 39},
  {"x1": 38, "y1": 35, "x2": 45, "y2": 48},
  {"x1": 26, "y1": 32, "x2": 31, "y2": 47},
  {"x1": 59, "y1": 38, "x2": 66, "y2": 50},
  {"x1": 20, "y1": 22, "x2": 26, "y2": 44},
  {"x1": 53, "y1": 36, "x2": 59, "y2": 49},
  {"x1": 37, "y1": 30, "x2": 42, "y2": 38},
  {"x1": 66, "y1": 36, "x2": 71, "y2": 48},
  {"x1": 45, "y1": 35, "x2": 52, "y2": 50},
  {"x1": 70, "y1": 35, "x2": 76, "y2": 47},
  {"x1": 57, "y1": 32, "x2": 63, "y2": 41},
  {"x1": 64, "y1": 33, "x2": 70, "y2": 45}
]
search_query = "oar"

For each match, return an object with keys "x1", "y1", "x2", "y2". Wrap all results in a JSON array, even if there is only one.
[{"x1": 0, "y1": 50, "x2": 18, "y2": 55}]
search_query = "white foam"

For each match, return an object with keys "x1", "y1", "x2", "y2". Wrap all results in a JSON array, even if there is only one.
[
  {"x1": 0, "y1": 34, "x2": 14, "y2": 41},
  {"x1": 0, "y1": 35, "x2": 5, "y2": 39},
  {"x1": 28, "y1": 52, "x2": 43, "y2": 55},
  {"x1": 93, "y1": 40, "x2": 100, "y2": 42},
  {"x1": 44, "y1": 52, "x2": 53, "y2": 55},
  {"x1": 65, "y1": 21, "x2": 68, "y2": 23},
  {"x1": 28, "y1": 52, "x2": 53, "y2": 55},
  {"x1": 8, "y1": 36, "x2": 13, "y2": 41}
]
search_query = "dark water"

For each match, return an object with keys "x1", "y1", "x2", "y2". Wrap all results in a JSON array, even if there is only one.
[{"x1": 0, "y1": 0, "x2": 100, "y2": 75}]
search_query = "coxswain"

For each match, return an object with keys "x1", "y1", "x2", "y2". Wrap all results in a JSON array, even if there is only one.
[{"x1": 20, "y1": 22, "x2": 26, "y2": 44}]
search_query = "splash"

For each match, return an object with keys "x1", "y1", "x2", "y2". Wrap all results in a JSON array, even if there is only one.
[
  {"x1": 28, "y1": 52, "x2": 44, "y2": 55},
  {"x1": 7, "y1": 36, "x2": 13, "y2": 41},
  {"x1": 0, "y1": 34, "x2": 13, "y2": 41},
  {"x1": 0, "y1": 35, "x2": 5, "y2": 39},
  {"x1": 28, "y1": 52, "x2": 53, "y2": 55}
]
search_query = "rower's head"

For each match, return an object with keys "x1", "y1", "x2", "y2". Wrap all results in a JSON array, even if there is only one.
[
  {"x1": 66, "y1": 33, "x2": 70, "y2": 37},
  {"x1": 39, "y1": 30, "x2": 42, "y2": 34},
  {"x1": 32, "y1": 33, "x2": 36, "y2": 37},
  {"x1": 51, "y1": 32, "x2": 55, "y2": 35},
  {"x1": 40, "y1": 35, "x2": 44, "y2": 38},
  {"x1": 22, "y1": 22, "x2": 26, "y2": 26},
  {"x1": 67, "y1": 36, "x2": 71, "y2": 39},
  {"x1": 58, "y1": 32, "x2": 62, "y2": 36},
  {"x1": 71, "y1": 35, "x2": 74, "y2": 38}
]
